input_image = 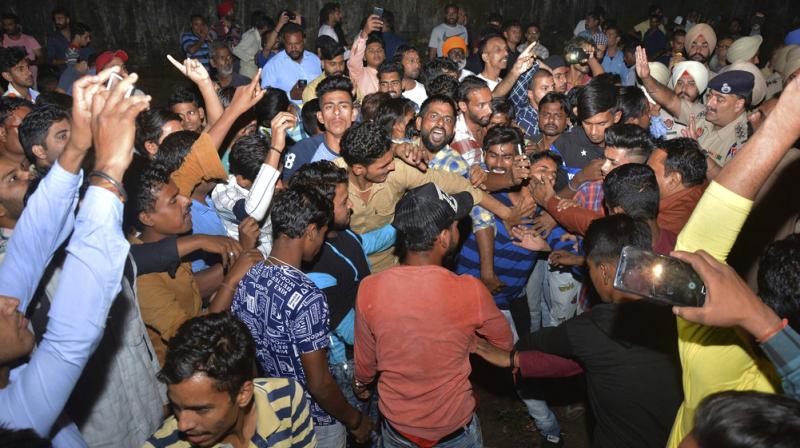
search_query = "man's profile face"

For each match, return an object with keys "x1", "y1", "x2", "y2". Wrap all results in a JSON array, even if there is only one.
[
  {"x1": 171, "y1": 102, "x2": 205, "y2": 132},
  {"x1": 317, "y1": 90, "x2": 355, "y2": 138},
  {"x1": 4, "y1": 59, "x2": 34, "y2": 89},
  {"x1": 417, "y1": 101, "x2": 456, "y2": 153},
  {"x1": 141, "y1": 181, "x2": 193, "y2": 235},
  {"x1": 688, "y1": 34, "x2": 711, "y2": 63},
  {"x1": 38, "y1": 118, "x2": 71, "y2": 168},
  {"x1": 530, "y1": 157, "x2": 558, "y2": 184},
  {"x1": 600, "y1": 146, "x2": 638, "y2": 178},
  {"x1": 0, "y1": 156, "x2": 30, "y2": 222},
  {"x1": 322, "y1": 55, "x2": 345, "y2": 77},
  {"x1": 646, "y1": 148, "x2": 671, "y2": 197},
  {"x1": 582, "y1": 110, "x2": 616, "y2": 145},
  {"x1": 2, "y1": 106, "x2": 32, "y2": 158},
  {"x1": 0, "y1": 296, "x2": 34, "y2": 364},
  {"x1": 445, "y1": 7, "x2": 458, "y2": 25},
  {"x1": 401, "y1": 50, "x2": 421, "y2": 80},
  {"x1": 552, "y1": 67, "x2": 570, "y2": 93},
  {"x1": 378, "y1": 71, "x2": 403, "y2": 98},
  {"x1": 538, "y1": 101, "x2": 568, "y2": 137},
  {"x1": 482, "y1": 37, "x2": 509, "y2": 71},
  {"x1": 168, "y1": 374, "x2": 243, "y2": 447},
  {"x1": 461, "y1": 87, "x2": 493, "y2": 127},
  {"x1": 528, "y1": 74, "x2": 555, "y2": 109},
  {"x1": 674, "y1": 72, "x2": 700, "y2": 102},
  {"x1": 363, "y1": 150, "x2": 395, "y2": 184},
  {"x1": 331, "y1": 182, "x2": 353, "y2": 229},
  {"x1": 283, "y1": 31, "x2": 305, "y2": 61}
]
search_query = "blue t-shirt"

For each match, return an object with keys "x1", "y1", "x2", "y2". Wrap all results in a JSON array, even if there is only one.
[
  {"x1": 230, "y1": 263, "x2": 333, "y2": 426},
  {"x1": 188, "y1": 198, "x2": 228, "y2": 272},
  {"x1": 281, "y1": 134, "x2": 326, "y2": 181},
  {"x1": 456, "y1": 192, "x2": 541, "y2": 309}
]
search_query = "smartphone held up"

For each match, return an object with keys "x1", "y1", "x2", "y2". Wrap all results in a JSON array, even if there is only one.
[{"x1": 613, "y1": 246, "x2": 706, "y2": 307}]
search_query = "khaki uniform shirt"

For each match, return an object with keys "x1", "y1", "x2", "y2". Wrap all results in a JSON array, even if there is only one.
[
  {"x1": 678, "y1": 99, "x2": 749, "y2": 166},
  {"x1": 334, "y1": 157, "x2": 484, "y2": 272}
]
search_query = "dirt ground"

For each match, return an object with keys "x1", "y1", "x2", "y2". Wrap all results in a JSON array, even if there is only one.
[{"x1": 471, "y1": 356, "x2": 591, "y2": 447}]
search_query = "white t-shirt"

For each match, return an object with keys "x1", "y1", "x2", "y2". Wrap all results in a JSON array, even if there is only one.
[
  {"x1": 402, "y1": 81, "x2": 428, "y2": 108},
  {"x1": 318, "y1": 24, "x2": 338, "y2": 41},
  {"x1": 428, "y1": 23, "x2": 469, "y2": 57},
  {"x1": 477, "y1": 74, "x2": 500, "y2": 91}
]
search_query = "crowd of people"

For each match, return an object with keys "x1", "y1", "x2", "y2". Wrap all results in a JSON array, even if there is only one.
[{"x1": 1, "y1": 1, "x2": 800, "y2": 447}]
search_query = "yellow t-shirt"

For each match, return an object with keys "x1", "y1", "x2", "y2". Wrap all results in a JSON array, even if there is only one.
[{"x1": 667, "y1": 181, "x2": 781, "y2": 448}]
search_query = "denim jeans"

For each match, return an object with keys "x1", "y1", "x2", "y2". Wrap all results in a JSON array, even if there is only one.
[
  {"x1": 316, "y1": 421, "x2": 347, "y2": 448},
  {"x1": 381, "y1": 414, "x2": 483, "y2": 448},
  {"x1": 330, "y1": 359, "x2": 381, "y2": 446},
  {"x1": 526, "y1": 257, "x2": 550, "y2": 332}
]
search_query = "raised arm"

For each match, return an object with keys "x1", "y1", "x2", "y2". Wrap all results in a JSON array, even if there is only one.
[
  {"x1": 636, "y1": 46, "x2": 682, "y2": 117},
  {"x1": 167, "y1": 55, "x2": 223, "y2": 127}
]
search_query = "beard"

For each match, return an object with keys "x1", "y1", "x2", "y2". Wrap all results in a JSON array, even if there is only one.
[
  {"x1": 421, "y1": 126, "x2": 453, "y2": 153},
  {"x1": 217, "y1": 65, "x2": 233, "y2": 76}
]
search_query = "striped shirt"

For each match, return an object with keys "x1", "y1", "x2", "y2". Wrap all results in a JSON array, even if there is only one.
[
  {"x1": 428, "y1": 146, "x2": 494, "y2": 232},
  {"x1": 456, "y1": 192, "x2": 540, "y2": 309},
  {"x1": 144, "y1": 378, "x2": 317, "y2": 447},
  {"x1": 180, "y1": 32, "x2": 210, "y2": 68}
]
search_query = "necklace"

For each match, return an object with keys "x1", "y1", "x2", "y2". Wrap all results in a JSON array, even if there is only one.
[{"x1": 267, "y1": 255, "x2": 304, "y2": 275}]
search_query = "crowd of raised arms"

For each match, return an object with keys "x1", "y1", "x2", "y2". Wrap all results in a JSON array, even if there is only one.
[{"x1": 1, "y1": 1, "x2": 800, "y2": 447}]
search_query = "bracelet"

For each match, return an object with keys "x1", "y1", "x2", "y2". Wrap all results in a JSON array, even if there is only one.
[
  {"x1": 757, "y1": 318, "x2": 789, "y2": 343},
  {"x1": 218, "y1": 282, "x2": 236, "y2": 293},
  {"x1": 269, "y1": 146, "x2": 283, "y2": 154},
  {"x1": 567, "y1": 178, "x2": 580, "y2": 192},
  {"x1": 349, "y1": 412, "x2": 363, "y2": 431},
  {"x1": 509, "y1": 349, "x2": 517, "y2": 369},
  {"x1": 89, "y1": 171, "x2": 127, "y2": 202}
]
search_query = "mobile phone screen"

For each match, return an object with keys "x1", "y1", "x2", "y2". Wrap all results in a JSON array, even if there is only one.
[
  {"x1": 372, "y1": 7, "x2": 384, "y2": 18},
  {"x1": 613, "y1": 246, "x2": 706, "y2": 307}
]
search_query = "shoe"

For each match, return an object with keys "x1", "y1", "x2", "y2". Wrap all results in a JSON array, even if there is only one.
[{"x1": 540, "y1": 433, "x2": 564, "y2": 447}]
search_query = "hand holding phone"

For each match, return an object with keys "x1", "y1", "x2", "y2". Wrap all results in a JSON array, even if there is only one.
[
  {"x1": 614, "y1": 246, "x2": 706, "y2": 307},
  {"x1": 372, "y1": 7, "x2": 384, "y2": 19},
  {"x1": 106, "y1": 72, "x2": 134, "y2": 98}
]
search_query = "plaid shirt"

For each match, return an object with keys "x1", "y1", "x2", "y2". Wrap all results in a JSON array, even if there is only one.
[
  {"x1": 509, "y1": 63, "x2": 541, "y2": 138},
  {"x1": 574, "y1": 179, "x2": 605, "y2": 212},
  {"x1": 428, "y1": 146, "x2": 494, "y2": 232}
]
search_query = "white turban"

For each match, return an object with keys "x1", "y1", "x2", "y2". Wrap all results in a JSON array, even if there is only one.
[
  {"x1": 783, "y1": 47, "x2": 800, "y2": 84},
  {"x1": 727, "y1": 35, "x2": 762, "y2": 63},
  {"x1": 685, "y1": 24, "x2": 717, "y2": 54},
  {"x1": 649, "y1": 62, "x2": 671, "y2": 86},
  {"x1": 774, "y1": 45, "x2": 799, "y2": 75},
  {"x1": 669, "y1": 61, "x2": 710, "y2": 94}
]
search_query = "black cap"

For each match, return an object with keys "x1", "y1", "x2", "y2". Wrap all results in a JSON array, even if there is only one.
[
  {"x1": 708, "y1": 70, "x2": 754, "y2": 97},
  {"x1": 544, "y1": 55, "x2": 567, "y2": 70},
  {"x1": 393, "y1": 183, "x2": 473, "y2": 236}
]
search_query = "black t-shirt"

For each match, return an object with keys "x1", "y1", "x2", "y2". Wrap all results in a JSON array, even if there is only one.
[
  {"x1": 552, "y1": 127, "x2": 604, "y2": 169},
  {"x1": 518, "y1": 301, "x2": 683, "y2": 448},
  {"x1": 306, "y1": 230, "x2": 371, "y2": 330}
]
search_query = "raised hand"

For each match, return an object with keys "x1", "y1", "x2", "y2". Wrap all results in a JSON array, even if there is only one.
[
  {"x1": 634, "y1": 46, "x2": 650, "y2": 81},
  {"x1": 393, "y1": 141, "x2": 428, "y2": 172},
  {"x1": 229, "y1": 69, "x2": 266, "y2": 115},
  {"x1": 167, "y1": 54, "x2": 211, "y2": 85},
  {"x1": 269, "y1": 111, "x2": 298, "y2": 152},
  {"x1": 511, "y1": 155, "x2": 531, "y2": 185},
  {"x1": 511, "y1": 226, "x2": 551, "y2": 251},
  {"x1": 237, "y1": 217, "x2": 260, "y2": 250},
  {"x1": 363, "y1": 14, "x2": 383, "y2": 35}
]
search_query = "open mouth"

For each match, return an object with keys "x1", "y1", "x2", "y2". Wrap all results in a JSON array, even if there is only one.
[{"x1": 429, "y1": 127, "x2": 446, "y2": 143}]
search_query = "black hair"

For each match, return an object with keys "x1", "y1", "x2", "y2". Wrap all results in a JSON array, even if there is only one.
[
  {"x1": 167, "y1": 85, "x2": 202, "y2": 109},
  {"x1": 316, "y1": 35, "x2": 344, "y2": 60},
  {"x1": 229, "y1": 135, "x2": 267, "y2": 181},
  {"x1": 315, "y1": 74, "x2": 354, "y2": 102},
  {"x1": 457, "y1": 75, "x2": 490, "y2": 103},
  {"x1": 420, "y1": 57, "x2": 458, "y2": 87},
  {"x1": 577, "y1": 78, "x2": 617, "y2": 122},
  {"x1": 279, "y1": 22, "x2": 304, "y2": 39},
  {"x1": 190, "y1": 14, "x2": 207, "y2": 24},
  {"x1": 288, "y1": 160, "x2": 347, "y2": 202},
  {"x1": 394, "y1": 188, "x2": 457, "y2": 252},
  {"x1": 1, "y1": 13, "x2": 19, "y2": 25},
  {"x1": 154, "y1": 130, "x2": 201, "y2": 174},
  {"x1": 490, "y1": 98, "x2": 515, "y2": 121},
  {"x1": 758, "y1": 234, "x2": 800, "y2": 333},
  {"x1": 0, "y1": 96, "x2": 32, "y2": 125},
  {"x1": 693, "y1": 390, "x2": 800, "y2": 448},
  {"x1": 0, "y1": 47, "x2": 27, "y2": 76},
  {"x1": 444, "y1": 3, "x2": 459, "y2": 12},
  {"x1": 134, "y1": 108, "x2": 182, "y2": 154},
  {"x1": 605, "y1": 23, "x2": 621, "y2": 35},
  {"x1": 382, "y1": 9, "x2": 396, "y2": 30},
  {"x1": 51, "y1": 7, "x2": 70, "y2": 20},
  {"x1": 393, "y1": 45, "x2": 419, "y2": 64},
  {"x1": 528, "y1": 150, "x2": 564, "y2": 167},
  {"x1": 672, "y1": 29, "x2": 687, "y2": 40},
  {"x1": 425, "y1": 74, "x2": 459, "y2": 99},
  {"x1": 565, "y1": 86, "x2": 582, "y2": 123},
  {"x1": 271, "y1": 187, "x2": 332, "y2": 238},
  {"x1": 158, "y1": 312, "x2": 256, "y2": 401},
  {"x1": 341, "y1": 121, "x2": 391, "y2": 167},
  {"x1": 376, "y1": 97, "x2": 416, "y2": 137},
  {"x1": 483, "y1": 125, "x2": 523, "y2": 153},
  {"x1": 217, "y1": 85, "x2": 236, "y2": 108},
  {"x1": 18, "y1": 104, "x2": 70, "y2": 163},
  {"x1": 594, "y1": 72, "x2": 622, "y2": 86},
  {"x1": 659, "y1": 138, "x2": 706, "y2": 187},
  {"x1": 604, "y1": 124, "x2": 654, "y2": 160},
  {"x1": 34, "y1": 91, "x2": 72, "y2": 110},
  {"x1": 250, "y1": 10, "x2": 271, "y2": 29},
  {"x1": 539, "y1": 91, "x2": 570, "y2": 115},
  {"x1": 301, "y1": 98, "x2": 322, "y2": 136},
  {"x1": 478, "y1": 33, "x2": 505, "y2": 56},
  {"x1": 378, "y1": 60, "x2": 404, "y2": 79},
  {"x1": 529, "y1": 69, "x2": 554, "y2": 91},
  {"x1": 502, "y1": 20, "x2": 522, "y2": 33},
  {"x1": 486, "y1": 13, "x2": 504, "y2": 25},
  {"x1": 584, "y1": 214, "x2": 652, "y2": 264},
  {"x1": 124, "y1": 161, "x2": 172, "y2": 231},
  {"x1": 318, "y1": 2, "x2": 340, "y2": 27},
  {"x1": 69, "y1": 22, "x2": 91, "y2": 38},
  {"x1": 0, "y1": 427, "x2": 51, "y2": 448},
  {"x1": 365, "y1": 31, "x2": 385, "y2": 50},
  {"x1": 359, "y1": 92, "x2": 391, "y2": 122},
  {"x1": 603, "y1": 163, "x2": 660, "y2": 220},
  {"x1": 254, "y1": 87, "x2": 290, "y2": 128},
  {"x1": 616, "y1": 86, "x2": 649, "y2": 124},
  {"x1": 419, "y1": 94, "x2": 457, "y2": 119}
]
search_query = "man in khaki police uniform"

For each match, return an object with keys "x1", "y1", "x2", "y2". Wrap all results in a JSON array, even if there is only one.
[{"x1": 635, "y1": 46, "x2": 752, "y2": 169}]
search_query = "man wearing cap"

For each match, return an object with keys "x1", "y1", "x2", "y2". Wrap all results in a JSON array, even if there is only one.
[
  {"x1": 354, "y1": 181, "x2": 513, "y2": 447},
  {"x1": 636, "y1": 46, "x2": 751, "y2": 168},
  {"x1": 544, "y1": 55, "x2": 570, "y2": 93},
  {"x1": 727, "y1": 35, "x2": 762, "y2": 65},
  {"x1": 684, "y1": 23, "x2": 717, "y2": 70},
  {"x1": 428, "y1": 4, "x2": 469, "y2": 59}
]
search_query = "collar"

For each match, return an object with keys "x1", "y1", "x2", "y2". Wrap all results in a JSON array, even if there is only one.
[
  {"x1": 3, "y1": 83, "x2": 38, "y2": 102},
  {"x1": 251, "y1": 380, "x2": 281, "y2": 440}
]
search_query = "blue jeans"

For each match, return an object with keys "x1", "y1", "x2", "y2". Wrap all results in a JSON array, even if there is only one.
[
  {"x1": 330, "y1": 359, "x2": 381, "y2": 446},
  {"x1": 316, "y1": 421, "x2": 347, "y2": 448},
  {"x1": 381, "y1": 414, "x2": 483, "y2": 448}
]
